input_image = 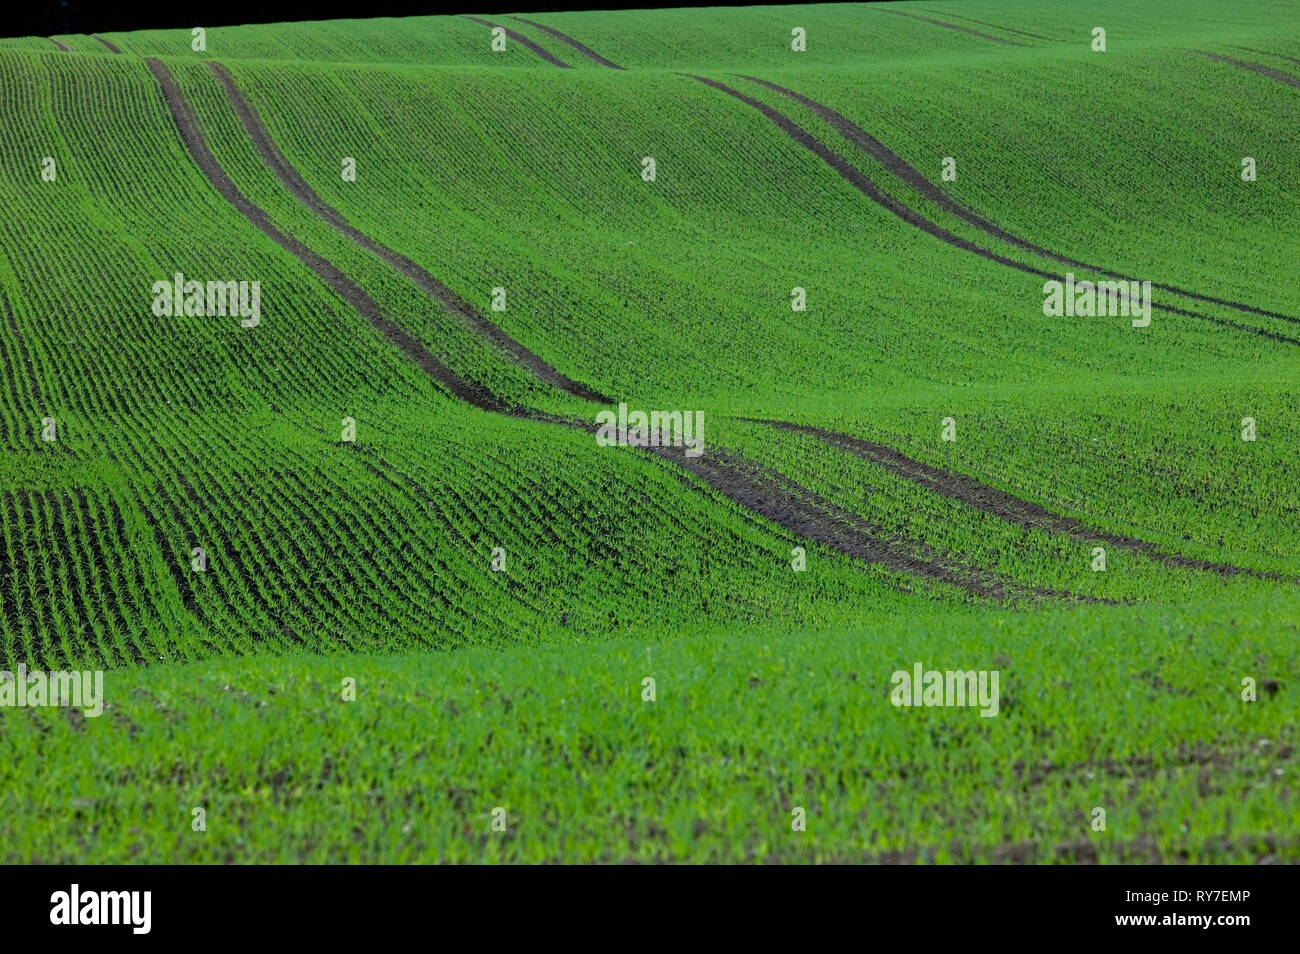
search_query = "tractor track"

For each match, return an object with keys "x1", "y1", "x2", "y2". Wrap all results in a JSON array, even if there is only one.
[
  {"x1": 915, "y1": 10, "x2": 1052, "y2": 42},
  {"x1": 91, "y1": 35, "x2": 121, "y2": 53},
  {"x1": 207, "y1": 61, "x2": 609, "y2": 403},
  {"x1": 1193, "y1": 50, "x2": 1300, "y2": 88},
  {"x1": 750, "y1": 418, "x2": 1295, "y2": 584},
  {"x1": 736, "y1": 74, "x2": 1300, "y2": 326},
  {"x1": 149, "y1": 57, "x2": 1096, "y2": 606},
  {"x1": 877, "y1": 8, "x2": 1025, "y2": 46},
  {"x1": 147, "y1": 58, "x2": 504, "y2": 413},
  {"x1": 1233, "y1": 46, "x2": 1300, "y2": 68},
  {"x1": 47, "y1": 38, "x2": 72, "y2": 52},
  {"x1": 687, "y1": 74, "x2": 1300, "y2": 348},
  {"x1": 507, "y1": 16, "x2": 624, "y2": 68},
  {"x1": 461, "y1": 16, "x2": 572, "y2": 68}
]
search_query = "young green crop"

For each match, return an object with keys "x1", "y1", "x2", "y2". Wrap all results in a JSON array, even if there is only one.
[{"x1": 0, "y1": 1, "x2": 1296, "y2": 864}]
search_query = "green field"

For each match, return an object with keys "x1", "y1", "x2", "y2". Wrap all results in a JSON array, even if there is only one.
[{"x1": 0, "y1": 1, "x2": 1296, "y2": 863}]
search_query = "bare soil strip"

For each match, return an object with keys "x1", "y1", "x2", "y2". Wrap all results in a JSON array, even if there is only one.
[
  {"x1": 1194, "y1": 50, "x2": 1300, "y2": 88},
  {"x1": 48, "y1": 38, "x2": 72, "y2": 52},
  {"x1": 154, "y1": 62, "x2": 1079, "y2": 604},
  {"x1": 916, "y1": 9, "x2": 1052, "y2": 41},
  {"x1": 688, "y1": 74, "x2": 1300, "y2": 348},
  {"x1": 753, "y1": 418, "x2": 1295, "y2": 583},
  {"x1": 91, "y1": 35, "x2": 121, "y2": 53},
  {"x1": 462, "y1": 16, "x2": 572, "y2": 68},
  {"x1": 1234, "y1": 46, "x2": 1300, "y2": 68},
  {"x1": 877, "y1": 8, "x2": 1024, "y2": 46},
  {"x1": 207, "y1": 62, "x2": 609, "y2": 403},
  {"x1": 147, "y1": 58, "x2": 504, "y2": 412},
  {"x1": 738, "y1": 75, "x2": 1300, "y2": 325},
  {"x1": 644, "y1": 440, "x2": 1110, "y2": 604},
  {"x1": 538, "y1": 417, "x2": 1088, "y2": 603},
  {"x1": 507, "y1": 16, "x2": 624, "y2": 69}
]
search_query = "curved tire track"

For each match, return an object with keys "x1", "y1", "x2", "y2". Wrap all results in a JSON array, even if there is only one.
[
  {"x1": 147, "y1": 58, "x2": 504, "y2": 412},
  {"x1": 1233, "y1": 47, "x2": 1300, "y2": 68},
  {"x1": 507, "y1": 16, "x2": 624, "y2": 69},
  {"x1": 154, "y1": 59, "x2": 1088, "y2": 605},
  {"x1": 687, "y1": 74, "x2": 1300, "y2": 348},
  {"x1": 737, "y1": 74, "x2": 1300, "y2": 326},
  {"x1": 91, "y1": 35, "x2": 121, "y2": 53},
  {"x1": 462, "y1": 16, "x2": 572, "y2": 68},
  {"x1": 1193, "y1": 50, "x2": 1300, "y2": 88},
  {"x1": 207, "y1": 61, "x2": 609, "y2": 403},
  {"x1": 48, "y1": 38, "x2": 72, "y2": 52},
  {"x1": 877, "y1": 9, "x2": 1025, "y2": 46},
  {"x1": 752, "y1": 418, "x2": 1295, "y2": 584},
  {"x1": 916, "y1": 10, "x2": 1052, "y2": 42}
]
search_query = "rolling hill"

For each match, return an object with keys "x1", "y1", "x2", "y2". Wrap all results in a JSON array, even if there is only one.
[{"x1": 0, "y1": 0, "x2": 1296, "y2": 862}]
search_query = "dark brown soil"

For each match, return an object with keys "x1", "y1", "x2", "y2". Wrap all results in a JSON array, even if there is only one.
[
  {"x1": 752, "y1": 418, "x2": 1297, "y2": 583},
  {"x1": 641, "y1": 439, "x2": 1112, "y2": 604},
  {"x1": 48, "y1": 38, "x2": 72, "y2": 52},
  {"x1": 737, "y1": 74, "x2": 1299, "y2": 325},
  {"x1": 688, "y1": 74, "x2": 1300, "y2": 348},
  {"x1": 90, "y1": 35, "x2": 121, "y2": 53},
  {"x1": 461, "y1": 16, "x2": 572, "y2": 68},
  {"x1": 206, "y1": 61, "x2": 609, "y2": 403},
  {"x1": 507, "y1": 16, "x2": 624, "y2": 69}
]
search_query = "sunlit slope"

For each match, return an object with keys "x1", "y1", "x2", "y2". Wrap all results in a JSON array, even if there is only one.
[
  {"x1": 0, "y1": 49, "x2": 966, "y2": 667},
  {"x1": 158, "y1": 47, "x2": 1300, "y2": 585},
  {"x1": 2, "y1": 2, "x2": 1297, "y2": 663},
  {"x1": 212, "y1": 58, "x2": 1300, "y2": 387},
  {"x1": 192, "y1": 47, "x2": 1299, "y2": 574}
]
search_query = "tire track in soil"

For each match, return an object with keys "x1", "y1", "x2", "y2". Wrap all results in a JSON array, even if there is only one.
[
  {"x1": 506, "y1": 16, "x2": 624, "y2": 69},
  {"x1": 155, "y1": 60, "x2": 1083, "y2": 605},
  {"x1": 207, "y1": 61, "x2": 609, "y2": 403},
  {"x1": 91, "y1": 35, "x2": 121, "y2": 53},
  {"x1": 462, "y1": 16, "x2": 572, "y2": 68},
  {"x1": 737, "y1": 74, "x2": 1299, "y2": 326},
  {"x1": 147, "y1": 58, "x2": 504, "y2": 413},
  {"x1": 1234, "y1": 47, "x2": 1300, "y2": 68},
  {"x1": 48, "y1": 38, "x2": 72, "y2": 52},
  {"x1": 503, "y1": 26, "x2": 1293, "y2": 579},
  {"x1": 1193, "y1": 50, "x2": 1300, "y2": 88},
  {"x1": 752, "y1": 418, "x2": 1296, "y2": 584},
  {"x1": 640, "y1": 440, "x2": 1109, "y2": 604},
  {"x1": 915, "y1": 10, "x2": 1053, "y2": 42},
  {"x1": 876, "y1": 8, "x2": 1025, "y2": 46},
  {"x1": 687, "y1": 74, "x2": 1300, "y2": 348}
]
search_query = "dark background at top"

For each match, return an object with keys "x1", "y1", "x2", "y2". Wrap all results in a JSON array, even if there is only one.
[{"x1": 9, "y1": 0, "x2": 873, "y2": 39}]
